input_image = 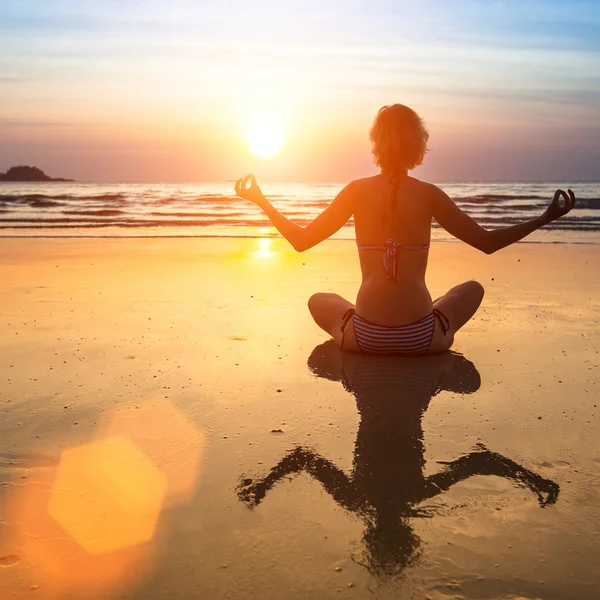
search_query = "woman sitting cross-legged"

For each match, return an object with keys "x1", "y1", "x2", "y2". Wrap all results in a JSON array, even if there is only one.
[{"x1": 235, "y1": 104, "x2": 575, "y2": 355}]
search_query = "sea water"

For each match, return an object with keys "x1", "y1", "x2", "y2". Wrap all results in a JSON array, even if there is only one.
[{"x1": 1, "y1": 181, "x2": 599, "y2": 243}]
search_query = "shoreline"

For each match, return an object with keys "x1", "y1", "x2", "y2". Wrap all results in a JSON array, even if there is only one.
[{"x1": 0, "y1": 234, "x2": 599, "y2": 244}]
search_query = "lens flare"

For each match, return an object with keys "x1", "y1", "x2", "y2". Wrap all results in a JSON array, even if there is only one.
[{"x1": 48, "y1": 436, "x2": 167, "y2": 555}]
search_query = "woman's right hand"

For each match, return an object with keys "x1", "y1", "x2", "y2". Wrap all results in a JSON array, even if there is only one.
[
  {"x1": 234, "y1": 174, "x2": 266, "y2": 207},
  {"x1": 542, "y1": 189, "x2": 576, "y2": 223}
]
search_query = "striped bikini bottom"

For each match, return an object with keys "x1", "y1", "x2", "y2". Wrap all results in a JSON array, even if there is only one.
[{"x1": 341, "y1": 309, "x2": 449, "y2": 356}]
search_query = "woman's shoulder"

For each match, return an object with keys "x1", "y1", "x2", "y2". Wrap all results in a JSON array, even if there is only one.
[
  {"x1": 405, "y1": 175, "x2": 437, "y2": 189},
  {"x1": 406, "y1": 177, "x2": 445, "y2": 200},
  {"x1": 346, "y1": 174, "x2": 388, "y2": 195},
  {"x1": 347, "y1": 175, "x2": 442, "y2": 202},
  {"x1": 348, "y1": 174, "x2": 380, "y2": 187}
]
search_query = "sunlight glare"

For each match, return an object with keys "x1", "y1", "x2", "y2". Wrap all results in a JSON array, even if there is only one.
[
  {"x1": 48, "y1": 436, "x2": 166, "y2": 555},
  {"x1": 244, "y1": 114, "x2": 285, "y2": 159},
  {"x1": 253, "y1": 237, "x2": 274, "y2": 259},
  {"x1": 99, "y1": 399, "x2": 205, "y2": 507}
]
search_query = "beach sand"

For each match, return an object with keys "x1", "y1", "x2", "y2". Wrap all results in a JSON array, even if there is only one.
[{"x1": 1, "y1": 237, "x2": 599, "y2": 600}]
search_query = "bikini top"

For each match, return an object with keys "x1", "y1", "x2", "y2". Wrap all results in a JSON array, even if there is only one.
[
  {"x1": 357, "y1": 240, "x2": 429, "y2": 281},
  {"x1": 356, "y1": 177, "x2": 429, "y2": 282}
]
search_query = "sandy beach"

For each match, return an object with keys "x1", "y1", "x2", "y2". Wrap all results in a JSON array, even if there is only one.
[{"x1": 1, "y1": 237, "x2": 599, "y2": 600}]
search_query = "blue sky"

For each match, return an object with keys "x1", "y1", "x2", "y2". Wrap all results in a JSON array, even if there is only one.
[{"x1": 1, "y1": 0, "x2": 599, "y2": 181}]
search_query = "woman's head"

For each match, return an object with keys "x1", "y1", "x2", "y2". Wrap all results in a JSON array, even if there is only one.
[{"x1": 369, "y1": 104, "x2": 429, "y2": 174}]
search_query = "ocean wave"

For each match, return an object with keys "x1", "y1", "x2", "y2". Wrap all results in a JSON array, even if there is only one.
[
  {"x1": 471, "y1": 203, "x2": 545, "y2": 212},
  {"x1": 567, "y1": 198, "x2": 600, "y2": 208},
  {"x1": 74, "y1": 193, "x2": 127, "y2": 201},
  {"x1": 0, "y1": 193, "x2": 73, "y2": 202},
  {"x1": 453, "y1": 194, "x2": 546, "y2": 204},
  {"x1": 149, "y1": 210, "x2": 250, "y2": 218},
  {"x1": 0, "y1": 192, "x2": 126, "y2": 204},
  {"x1": 153, "y1": 195, "x2": 230, "y2": 205},
  {"x1": 454, "y1": 194, "x2": 600, "y2": 207},
  {"x1": 63, "y1": 209, "x2": 127, "y2": 217},
  {"x1": 0, "y1": 217, "x2": 128, "y2": 224},
  {"x1": 93, "y1": 193, "x2": 126, "y2": 201},
  {"x1": 0, "y1": 194, "x2": 65, "y2": 207},
  {"x1": 2, "y1": 215, "x2": 599, "y2": 231},
  {"x1": 31, "y1": 200, "x2": 63, "y2": 208},
  {"x1": 0, "y1": 217, "x2": 313, "y2": 229},
  {"x1": 1, "y1": 182, "x2": 599, "y2": 240}
]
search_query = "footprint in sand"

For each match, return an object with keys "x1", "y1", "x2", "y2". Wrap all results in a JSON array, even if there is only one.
[{"x1": 0, "y1": 555, "x2": 20, "y2": 568}]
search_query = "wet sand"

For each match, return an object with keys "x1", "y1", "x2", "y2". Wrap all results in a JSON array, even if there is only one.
[{"x1": 1, "y1": 237, "x2": 599, "y2": 600}]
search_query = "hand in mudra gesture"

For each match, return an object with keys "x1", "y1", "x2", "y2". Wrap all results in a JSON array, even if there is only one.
[
  {"x1": 235, "y1": 174, "x2": 265, "y2": 206},
  {"x1": 542, "y1": 189, "x2": 576, "y2": 223}
]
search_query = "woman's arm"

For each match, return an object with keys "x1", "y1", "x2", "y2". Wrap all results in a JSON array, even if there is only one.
[
  {"x1": 236, "y1": 447, "x2": 360, "y2": 511},
  {"x1": 422, "y1": 444, "x2": 559, "y2": 506},
  {"x1": 431, "y1": 187, "x2": 576, "y2": 254},
  {"x1": 235, "y1": 174, "x2": 355, "y2": 252}
]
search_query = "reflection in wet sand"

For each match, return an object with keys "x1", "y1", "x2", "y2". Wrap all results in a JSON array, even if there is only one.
[{"x1": 237, "y1": 342, "x2": 560, "y2": 577}]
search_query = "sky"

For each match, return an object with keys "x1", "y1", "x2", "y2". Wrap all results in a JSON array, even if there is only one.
[{"x1": 1, "y1": 0, "x2": 599, "y2": 182}]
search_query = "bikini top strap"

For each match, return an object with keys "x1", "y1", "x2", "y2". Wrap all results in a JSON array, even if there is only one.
[
  {"x1": 386, "y1": 175, "x2": 403, "y2": 281},
  {"x1": 381, "y1": 239, "x2": 399, "y2": 281}
]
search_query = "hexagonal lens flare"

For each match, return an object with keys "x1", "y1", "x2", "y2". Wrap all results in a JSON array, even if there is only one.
[
  {"x1": 48, "y1": 435, "x2": 167, "y2": 554},
  {"x1": 98, "y1": 399, "x2": 205, "y2": 507}
]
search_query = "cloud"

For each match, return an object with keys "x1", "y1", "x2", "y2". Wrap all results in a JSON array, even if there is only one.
[
  {"x1": 0, "y1": 118, "x2": 77, "y2": 128},
  {"x1": 0, "y1": 76, "x2": 29, "y2": 83}
]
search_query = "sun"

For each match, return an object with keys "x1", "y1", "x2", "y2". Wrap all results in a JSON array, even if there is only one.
[{"x1": 244, "y1": 115, "x2": 285, "y2": 159}]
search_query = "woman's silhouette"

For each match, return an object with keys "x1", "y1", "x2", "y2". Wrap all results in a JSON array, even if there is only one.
[
  {"x1": 235, "y1": 104, "x2": 576, "y2": 354},
  {"x1": 237, "y1": 343, "x2": 559, "y2": 576}
]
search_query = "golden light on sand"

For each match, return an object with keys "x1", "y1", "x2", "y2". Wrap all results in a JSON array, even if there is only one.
[
  {"x1": 2, "y1": 456, "x2": 158, "y2": 599},
  {"x1": 99, "y1": 399, "x2": 205, "y2": 507},
  {"x1": 48, "y1": 436, "x2": 167, "y2": 554},
  {"x1": 244, "y1": 115, "x2": 285, "y2": 158}
]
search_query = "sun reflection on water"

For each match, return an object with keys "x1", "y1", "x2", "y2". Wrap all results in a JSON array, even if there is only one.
[{"x1": 253, "y1": 237, "x2": 275, "y2": 259}]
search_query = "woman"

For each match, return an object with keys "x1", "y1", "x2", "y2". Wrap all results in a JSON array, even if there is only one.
[{"x1": 235, "y1": 104, "x2": 576, "y2": 355}]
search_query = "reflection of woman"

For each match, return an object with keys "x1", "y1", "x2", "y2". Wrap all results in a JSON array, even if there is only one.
[
  {"x1": 237, "y1": 342, "x2": 559, "y2": 576},
  {"x1": 235, "y1": 104, "x2": 576, "y2": 355}
]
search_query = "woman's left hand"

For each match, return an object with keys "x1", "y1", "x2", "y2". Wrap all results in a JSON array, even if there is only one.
[
  {"x1": 235, "y1": 174, "x2": 265, "y2": 206},
  {"x1": 541, "y1": 188, "x2": 576, "y2": 224}
]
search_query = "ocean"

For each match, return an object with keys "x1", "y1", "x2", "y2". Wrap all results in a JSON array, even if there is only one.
[{"x1": 1, "y1": 181, "x2": 599, "y2": 244}]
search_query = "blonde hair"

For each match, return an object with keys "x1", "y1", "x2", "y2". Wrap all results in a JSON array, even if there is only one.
[{"x1": 369, "y1": 104, "x2": 429, "y2": 173}]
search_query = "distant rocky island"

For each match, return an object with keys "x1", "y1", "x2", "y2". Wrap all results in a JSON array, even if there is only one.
[{"x1": 0, "y1": 166, "x2": 74, "y2": 182}]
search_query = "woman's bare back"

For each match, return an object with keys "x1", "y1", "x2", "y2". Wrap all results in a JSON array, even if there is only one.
[{"x1": 353, "y1": 174, "x2": 436, "y2": 325}]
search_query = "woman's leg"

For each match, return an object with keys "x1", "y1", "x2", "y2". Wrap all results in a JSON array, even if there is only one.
[
  {"x1": 427, "y1": 280, "x2": 485, "y2": 354},
  {"x1": 307, "y1": 293, "x2": 356, "y2": 348}
]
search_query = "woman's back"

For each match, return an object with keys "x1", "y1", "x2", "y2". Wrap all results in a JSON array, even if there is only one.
[{"x1": 353, "y1": 174, "x2": 435, "y2": 325}]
